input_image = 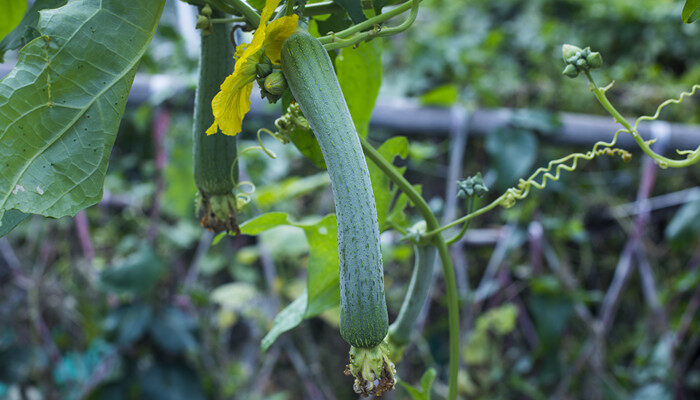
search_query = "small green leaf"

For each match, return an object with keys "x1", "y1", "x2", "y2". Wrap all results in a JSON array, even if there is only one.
[
  {"x1": 242, "y1": 212, "x2": 340, "y2": 350},
  {"x1": 683, "y1": 0, "x2": 700, "y2": 23},
  {"x1": 103, "y1": 303, "x2": 153, "y2": 346},
  {"x1": 475, "y1": 303, "x2": 518, "y2": 335},
  {"x1": 0, "y1": 208, "x2": 29, "y2": 238},
  {"x1": 419, "y1": 84, "x2": 459, "y2": 107},
  {"x1": 255, "y1": 172, "x2": 330, "y2": 209},
  {"x1": 665, "y1": 198, "x2": 700, "y2": 247},
  {"x1": 99, "y1": 246, "x2": 166, "y2": 295},
  {"x1": 239, "y1": 212, "x2": 291, "y2": 235},
  {"x1": 0, "y1": 0, "x2": 27, "y2": 43},
  {"x1": 398, "y1": 368, "x2": 436, "y2": 400},
  {"x1": 336, "y1": 39, "x2": 382, "y2": 138},
  {"x1": 261, "y1": 291, "x2": 308, "y2": 351},
  {"x1": 149, "y1": 307, "x2": 198, "y2": 354},
  {"x1": 333, "y1": 0, "x2": 366, "y2": 24},
  {"x1": 485, "y1": 128, "x2": 538, "y2": 191},
  {"x1": 0, "y1": 0, "x2": 166, "y2": 222},
  {"x1": 420, "y1": 368, "x2": 437, "y2": 394}
]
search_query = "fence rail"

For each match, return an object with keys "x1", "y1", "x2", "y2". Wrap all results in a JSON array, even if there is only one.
[{"x1": 2, "y1": 65, "x2": 697, "y2": 152}]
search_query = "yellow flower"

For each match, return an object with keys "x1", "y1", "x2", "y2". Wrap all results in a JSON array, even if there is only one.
[{"x1": 208, "y1": 1, "x2": 299, "y2": 136}]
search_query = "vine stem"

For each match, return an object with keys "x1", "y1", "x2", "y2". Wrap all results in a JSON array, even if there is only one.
[
  {"x1": 319, "y1": 0, "x2": 420, "y2": 47},
  {"x1": 212, "y1": 0, "x2": 261, "y2": 26},
  {"x1": 583, "y1": 71, "x2": 700, "y2": 168},
  {"x1": 360, "y1": 136, "x2": 459, "y2": 400},
  {"x1": 425, "y1": 193, "x2": 507, "y2": 239}
]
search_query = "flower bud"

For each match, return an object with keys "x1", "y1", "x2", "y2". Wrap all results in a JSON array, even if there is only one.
[
  {"x1": 201, "y1": 4, "x2": 213, "y2": 17},
  {"x1": 562, "y1": 64, "x2": 579, "y2": 78},
  {"x1": 586, "y1": 52, "x2": 602, "y2": 69},
  {"x1": 562, "y1": 44, "x2": 583, "y2": 61},
  {"x1": 256, "y1": 63, "x2": 272, "y2": 77},
  {"x1": 196, "y1": 15, "x2": 210, "y2": 31},
  {"x1": 264, "y1": 71, "x2": 287, "y2": 96}
]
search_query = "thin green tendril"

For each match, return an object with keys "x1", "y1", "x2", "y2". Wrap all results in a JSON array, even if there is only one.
[
  {"x1": 633, "y1": 84, "x2": 700, "y2": 131},
  {"x1": 501, "y1": 130, "x2": 631, "y2": 207}
]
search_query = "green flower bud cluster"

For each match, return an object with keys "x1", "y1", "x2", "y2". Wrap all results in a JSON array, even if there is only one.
[
  {"x1": 271, "y1": 102, "x2": 308, "y2": 143},
  {"x1": 457, "y1": 172, "x2": 488, "y2": 200},
  {"x1": 256, "y1": 54, "x2": 288, "y2": 103},
  {"x1": 195, "y1": 4, "x2": 213, "y2": 35},
  {"x1": 561, "y1": 44, "x2": 602, "y2": 78}
]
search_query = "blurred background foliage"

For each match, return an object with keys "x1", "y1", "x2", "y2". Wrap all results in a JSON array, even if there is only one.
[{"x1": 1, "y1": 0, "x2": 699, "y2": 399}]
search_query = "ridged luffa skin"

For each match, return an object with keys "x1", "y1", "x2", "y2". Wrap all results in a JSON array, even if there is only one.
[
  {"x1": 193, "y1": 11, "x2": 238, "y2": 195},
  {"x1": 281, "y1": 30, "x2": 388, "y2": 348}
]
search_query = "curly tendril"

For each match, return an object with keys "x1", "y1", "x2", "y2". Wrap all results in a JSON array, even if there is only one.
[
  {"x1": 500, "y1": 130, "x2": 631, "y2": 208},
  {"x1": 633, "y1": 84, "x2": 700, "y2": 131}
]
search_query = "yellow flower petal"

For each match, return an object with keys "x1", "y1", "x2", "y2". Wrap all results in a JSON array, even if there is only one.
[
  {"x1": 265, "y1": 15, "x2": 299, "y2": 64},
  {"x1": 208, "y1": 76, "x2": 255, "y2": 136},
  {"x1": 207, "y1": 0, "x2": 283, "y2": 136},
  {"x1": 259, "y1": 0, "x2": 281, "y2": 29}
]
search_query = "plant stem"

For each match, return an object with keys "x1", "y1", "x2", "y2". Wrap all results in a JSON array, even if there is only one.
[
  {"x1": 215, "y1": 0, "x2": 261, "y2": 26},
  {"x1": 319, "y1": 0, "x2": 419, "y2": 45},
  {"x1": 209, "y1": 17, "x2": 246, "y2": 23},
  {"x1": 302, "y1": 1, "x2": 345, "y2": 16},
  {"x1": 445, "y1": 197, "x2": 474, "y2": 246},
  {"x1": 584, "y1": 72, "x2": 700, "y2": 168},
  {"x1": 360, "y1": 136, "x2": 460, "y2": 400},
  {"x1": 425, "y1": 193, "x2": 507, "y2": 239}
]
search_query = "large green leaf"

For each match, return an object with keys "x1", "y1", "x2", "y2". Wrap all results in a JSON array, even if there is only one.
[
  {"x1": 485, "y1": 127, "x2": 538, "y2": 191},
  {"x1": 0, "y1": 208, "x2": 28, "y2": 238},
  {"x1": 0, "y1": 0, "x2": 26, "y2": 43},
  {"x1": 683, "y1": 0, "x2": 700, "y2": 23},
  {"x1": 333, "y1": 0, "x2": 366, "y2": 24},
  {"x1": 367, "y1": 136, "x2": 409, "y2": 230},
  {"x1": 239, "y1": 212, "x2": 340, "y2": 350},
  {"x1": 0, "y1": 0, "x2": 67, "y2": 62},
  {"x1": 336, "y1": 39, "x2": 383, "y2": 138},
  {"x1": 0, "y1": 0, "x2": 165, "y2": 223}
]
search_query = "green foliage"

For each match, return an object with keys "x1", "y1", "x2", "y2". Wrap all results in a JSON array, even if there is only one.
[
  {"x1": 336, "y1": 39, "x2": 383, "y2": 138},
  {"x1": 665, "y1": 198, "x2": 700, "y2": 247},
  {"x1": 237, "y1": 212, "x2": 340, "y2": 350},
  {"x1": 254, "y1": 172, "x2": 330, "y2": 209},
  {"x1": 419, "y1": 84, "x2": 459, "y2": 106},
  {"x1": 367, "y1": 136, "x2": 410, "y2": 230},
  {"x1": 485, "y1": 128, "x2": 538, "y2": 191},
  {"x1": 683, "y1": 0, "x2": 700, "y2": 22},
  {"x1": 103, "y1": 303, "x2": 153, "y2": 346},
  {"x1": 99, "y1": 246, "x2": 166, "y2": 295},
  {"x1": 399, "y1": 368, "x2": 437, "y2": 400},
  {"x1": 0, "y1": 0, "x2": 165, "y2": 222},
  {"x1": 0, "y1": 0, "x2": 26, "y2": 42},
  {"x1": 333, "y1": 0, "x2": 367, "y2": 23},
  {"x1": 463, "y1": 304, "x2": 517, "y2": 365},
  {"x1": 0, "y1": 208, "x2": 28, "y2": 238},
  {"x1": 0, "y1": 0, "x2": 66, "y2": 62},
  {"x1": 140, "y1": 363, "x2": 206, "y2": 400},
  {"x1": 148, "y1": 307, "x2": 198, "y2": 354},
  {"x1": 387, "y1": 0, "x2": 700, "y2": 119}
]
